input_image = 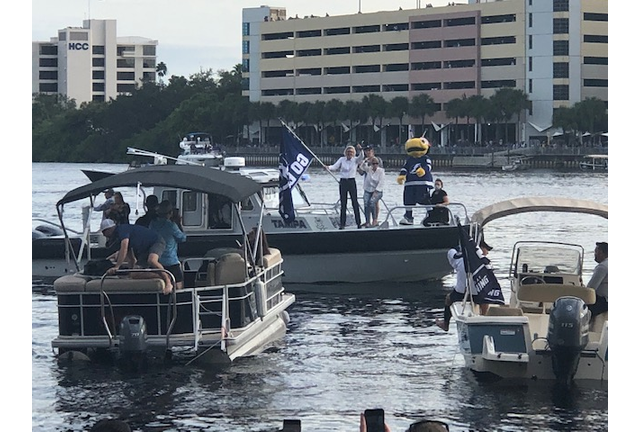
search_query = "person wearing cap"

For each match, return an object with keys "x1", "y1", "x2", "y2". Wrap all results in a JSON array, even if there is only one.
[
  {"x1": 94, "y1": 189, "x2": 115, "y2": 220},
  {"x1": 100, "y1": 219, "x2": 173, "y2": 294},
  {"x1": 149, "y1": 200, "x2": 187, "y2": 290},
  {"x1": 436, "y1": 239, "x2": 493, "y2": 332},
  {"x1": 587, "y1": 241, "x2": 608, "y2": 319},
  {"x1": 135, "y1": 195, "x2": 159, "y2": 227}
]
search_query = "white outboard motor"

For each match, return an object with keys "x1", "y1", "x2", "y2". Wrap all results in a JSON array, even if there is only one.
[{"x1": 547, "y1": 296, "x2": 590, "y2": 385}]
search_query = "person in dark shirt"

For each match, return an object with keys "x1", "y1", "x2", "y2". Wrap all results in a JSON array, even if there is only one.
[
  {"x1": 422, "y1": 178, "x2": 450, "y2": 225},
  {"x1": 135, "y1": 195, "x2": 159, "y2": 227},
  {"x1": 105, "y1": 192, "x2": 131, "y2": 225}
]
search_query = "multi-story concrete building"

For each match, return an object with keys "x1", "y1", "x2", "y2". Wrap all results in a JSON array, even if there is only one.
[
  {"x1": 242, "y1": 0, "x2": 607, "y2": 145},
  {"x1": 32, "y1": 19, "x2": 158, "y2": 105}
]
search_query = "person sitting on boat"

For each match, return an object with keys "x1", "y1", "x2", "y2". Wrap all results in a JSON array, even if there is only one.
[
  {"x1": 94, "y1": 188, "x2": 115, "y2": 220},
  {"x1": 587, "y1": 241, "x2": 608, "y2": 319},
  {"x1": 105, "y1": 192, "x2": 131, "y2": 225},
  {"x1": 361, "y1": 157, "x2": 385, "y2": 227},
  {"x1": 134, "y1": 195, "x2": 159, "y2": 227},
  {"x1": 328, "y1": 144, "x2": 365, "y2": 229},
  {"x1": 149, "y1": 200, "x2": 187, "y2": 290},
  {"x1": 397, "y1": 137, "x2": 433, "y2": 225},
  {"x1": 422, "y1": 178, "x2": 449, "y2": 226},
  {"x1": 100, "y1": 218, "x2": 173, "y2": 294}
]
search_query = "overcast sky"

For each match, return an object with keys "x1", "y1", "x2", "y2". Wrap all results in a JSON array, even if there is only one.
[{"x1": 32, "y1": 0, "x2": 452, "y2": 78}]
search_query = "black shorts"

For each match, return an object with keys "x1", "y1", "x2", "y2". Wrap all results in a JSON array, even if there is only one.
[{"x1": 164, "y1": 263, "x2": 184, "y2": 283}]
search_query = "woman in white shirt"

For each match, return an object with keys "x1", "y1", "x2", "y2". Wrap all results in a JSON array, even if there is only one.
[
  {"x1": 362, "y1": 157, "x2": 385, "y2": 227},
  {"x1": 328, "y1": 145, "x2": 364, "y2": 229}
]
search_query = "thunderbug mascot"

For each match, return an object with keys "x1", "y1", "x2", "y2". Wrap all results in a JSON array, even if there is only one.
[{"x1": 396, "y1": 136, "x2": 434, "y2": 225}]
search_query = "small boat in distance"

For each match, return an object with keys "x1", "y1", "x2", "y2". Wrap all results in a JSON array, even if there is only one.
[
  {"x1": 579, "y1": 154, "x2": 608, "y2": 171},
  {"x1": 501, "y1": 156, "x2": 528, "y2": 172},
  {"x1": 177, "y1": 132, "x2": 224, "y2": 167},
  {"x1": 451, "y1": 197, "x2": 608, "y2": 384}
]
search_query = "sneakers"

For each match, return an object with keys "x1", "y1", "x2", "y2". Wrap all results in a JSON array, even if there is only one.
[
  {"x1": 399, "y1": 217, "x2": 414, "y2": 225},
  {"x1": 435, "y1": 319, "x2": 449, "y2": 332}
]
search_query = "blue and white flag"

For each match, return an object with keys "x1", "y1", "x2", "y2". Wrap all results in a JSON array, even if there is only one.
[
  {"x1": 279, "y1": 127, "x2": 313, "y2": 222},
  {"x1": 458, "y1": 224, "x2": 505, "y2": 305}
]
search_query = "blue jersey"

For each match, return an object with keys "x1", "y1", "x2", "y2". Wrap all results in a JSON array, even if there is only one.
[{"x1": 400, "y1": 155, "x2": 434, "y2": 188}]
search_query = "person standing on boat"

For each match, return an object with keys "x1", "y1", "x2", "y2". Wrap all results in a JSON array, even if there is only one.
[
  {"x1": 149, "y1": 200, "x2": 187, "y2": 290},
  {"x1": 362, "y1": 157, "x2": 385, "y2": 227},
  {"x1": 328, "y1": 144, "x2": 365, "y2": 229},
  {"x1": 134, "y1": 195, "x2": 159, "y2": 227},
  {"x1": 100, "y1": 219, "x2": 173, "y2": 294},
  {"x1": 94, "y1": 188, "x2": 115, "y2": 220},
  {"x1": 358, "y1": 145, "x2": 384, "y2": 222},
  {"x1": 105, "y1": 192, "x2": 131, "y2": 225},
  {"x1": 587, "y1": 241, "x2": 608, "y2": 319}
]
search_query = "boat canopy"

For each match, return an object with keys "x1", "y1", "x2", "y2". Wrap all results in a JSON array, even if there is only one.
[
  {"x1": 57, "y1": 165, "x2": 262, "y2": 206},
  {"x1": 471, "y1": 197, "x2": 608, "y2": 228}
]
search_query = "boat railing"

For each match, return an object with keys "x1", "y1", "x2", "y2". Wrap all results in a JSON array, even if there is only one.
[{"x1": 378, "y1": 202, "x2": 469, "y2": 227}]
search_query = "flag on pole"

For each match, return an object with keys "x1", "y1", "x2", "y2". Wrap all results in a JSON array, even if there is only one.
[
  {"x1": 457, "y1": 223, "x2": 505, "y2": 305},
  {"x1": 279, "y1": 126, "x2": 314, "y2": 222}
]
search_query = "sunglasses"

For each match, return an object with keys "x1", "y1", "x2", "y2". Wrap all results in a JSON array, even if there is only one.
[
  {"x1": 372, "y1": 162, "x2": 379, "y2": 165},
  {"x1": 407, "y1": 420, "x2": 450, "y2": 432}
]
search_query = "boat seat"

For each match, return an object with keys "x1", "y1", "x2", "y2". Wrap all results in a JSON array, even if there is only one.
[
  {"x1": 590, "y1": 311, "x2": 608, "y2": 333},
  {"x1": 517, "y1": 284, "x2": 596, "y2": 305},
  {"x1": 85, "y1": 277, "x2": 165, "y2": 292},
  {"x1": 485, "y1": 306, "x2": 524, "y2": 316},
  {"x1": 261, "y1": 247, "x2": 282, "y2": 268},
  {"x1": 53, "y1": 274, "x2": 92, "y2": 293},
  {"x1": 214, "y1": 253, "x2": 247, "y2": 285}
]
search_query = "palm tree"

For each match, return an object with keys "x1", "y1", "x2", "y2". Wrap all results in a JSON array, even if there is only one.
[
  {"x1": 408, "y1": 93, "x2": 436, "y2": 141},
  {"x1": 156, "y1": 61, "x2": 168, "y2": 86},
  {"x1": 467, "y1": 95, "x2": 488, "y2": 144},
  {"x1": 445, "y1": 98, "x2": 465, "y2": 144},
  {"x1": 387, "y1": 96, "x2": 409, "y2": 144},
  {"x1": 361, "y1": 94, "x2": 387, "y2": 147}
]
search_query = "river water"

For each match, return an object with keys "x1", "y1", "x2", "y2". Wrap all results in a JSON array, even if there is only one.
[{"x1": 31, "y1": 163, "x2": 612, "y2": 431}]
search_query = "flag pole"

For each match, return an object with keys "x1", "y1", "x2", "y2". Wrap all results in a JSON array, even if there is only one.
[{"x1": 280, "y1": 119, "x2": 341, "y2": 184}]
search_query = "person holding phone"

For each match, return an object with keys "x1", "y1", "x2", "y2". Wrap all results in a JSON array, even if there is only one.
[{"x1": 360, "y1": 410, "x2": 391, "y2": 432}]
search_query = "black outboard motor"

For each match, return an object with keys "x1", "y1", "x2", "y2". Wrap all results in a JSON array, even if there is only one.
[
  {"x1": 118, "y1": 315, "x2": 148, "y2": 370},
  {"x1": 547, "y1": 296, "x2": 590, "y2": 385}
]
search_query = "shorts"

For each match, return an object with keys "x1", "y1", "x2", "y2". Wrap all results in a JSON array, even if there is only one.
[
  {"x1": 164, "y1": 263, "x2": 184, "y2": 283},
  {"x1": 137, "y1": 238, "x2": 166, "y2": 267}
]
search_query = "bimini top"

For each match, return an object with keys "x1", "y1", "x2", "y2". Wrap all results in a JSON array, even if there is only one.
[
  {"x1": 57, "y1": 164, "x2": 262, "y2": 206},
  {"x1": 471, "y1": 196, "x2": 608, "y2": 228}
]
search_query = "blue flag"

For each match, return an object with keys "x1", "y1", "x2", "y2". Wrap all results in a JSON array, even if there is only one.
[
  {"x1": 279, "y1": 127, "x2": 313, "y2": 222},
  {"x1": 457, "y1": 224, "x2": 505, "y2": 305}
]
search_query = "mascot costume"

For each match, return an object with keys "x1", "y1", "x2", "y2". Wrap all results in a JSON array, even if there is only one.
[{"x1": 396, "y1": 137, "x2": 434, "y2": 225}]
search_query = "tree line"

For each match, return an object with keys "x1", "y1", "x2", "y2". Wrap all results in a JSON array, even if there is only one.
[{"x1": 32, "y1": 63, "x2": 607, "y2": 163}]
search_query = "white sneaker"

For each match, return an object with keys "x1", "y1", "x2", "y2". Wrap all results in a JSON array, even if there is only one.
[{"x1": 399, "y1": 217, "x2": 413, "y2": 225}]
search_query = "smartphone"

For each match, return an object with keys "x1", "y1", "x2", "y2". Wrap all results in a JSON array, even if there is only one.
[
  {"x1": 282, "y1": 419, "x2": 301, "y2": 432},
  {"x1": 364, "y1": 408, "x2": 385, "y2": 432}
]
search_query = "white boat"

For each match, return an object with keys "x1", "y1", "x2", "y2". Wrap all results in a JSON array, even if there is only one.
[
  {"x1": 579, "y1": 154, "x2": 608, "y2": 171},
  {"x1": 51, "y1": 164, "x2": 295, "y2": 366},
  {"x1": 501, "y1": 157, "x2": 528, "y2": 172},
  {"x1": 177, "y1": 132, "x2": 224, "y2": 167},
  {"x1": 451, "y1": 197, "x2": 608, "y2": 384}
]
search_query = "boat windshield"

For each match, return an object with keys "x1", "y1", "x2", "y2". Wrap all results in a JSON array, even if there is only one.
[{"x1": 513, "y1": 243, "x2": 582, "y2": 276}]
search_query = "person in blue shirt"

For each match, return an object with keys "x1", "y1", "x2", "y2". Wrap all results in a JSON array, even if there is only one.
[
  {"x1": 101, "y1": 219, "x2": 173, "y2": 294},
  {"x1": 149, "y1": 200, "x2": 187, "y2": 290}
]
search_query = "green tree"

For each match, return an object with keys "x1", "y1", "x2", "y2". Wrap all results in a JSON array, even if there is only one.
[
  {"x1": 408, "y1": 93, "x2": 436, "y2": 141},
  {"x1": 387, "y1": 96, "x2": 409, "y2": 144}
]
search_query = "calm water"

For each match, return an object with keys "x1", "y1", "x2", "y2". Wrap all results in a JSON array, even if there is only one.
[{"x1": 32, "y1": 163, "x2": 610, "y2": 431}]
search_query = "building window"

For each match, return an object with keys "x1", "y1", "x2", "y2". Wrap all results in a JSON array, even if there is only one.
[
  {"x1": 553, "y1": 62, "x2": 569, "y2": 78},
  {"x1": 445, "y1": 17, "x2": 475, "y2": 27},
  {"x1": 296, "y1": 87, "x2": 322, "y2": 95},
  {"x1": 242, "y1": 77, "x2": 249, "y2": 91},
  {"x1": 263, "y1": 50, "x2": 293, "y2": 59},
  {"x1": 584, "y1": 57, "x2": 608, "y2": 65},
  {"x1": 142, "y1": 59, "x2": 155, "y2": 69},
  {"x1": 353, "y1": 85, "x2": 380, "y2": 93},
  {"x1": 92, "y1": 82, "x2": 105, "y2": 92},
  {"x1": 383, "y1": 84, "x2": 409, "y2": 92},
  {"x1": 263, "y1": 31, "x2": 294, "y2": 40},
  {"x1": 528, "y1": 57, "x2": 532, "y2": 72},
  {"x1": 92, "y1": 45, "x2": 105, "y2": 55},
  {"x1": 553, "y1": 40, "x2": 569, "y2": 55},
  {"x1": 411, "y1": 61, "x2": 441, "y2": 70},
  {"x1": 39, "y1": 71, "x2": 57, "y2": 80},
  {"x1": 445, "y1": 38, "x2": 475, "y2": 48},
  {"x1": 92, "y1": 94, "x2": 105, "y2": 102},
  {"x1": 481, "y1": 80, "x2": 516, "y2": 89},
  {"x1": 263, "y1": 69, "x2": 293, "y2": 78},
  {"x1": 384, "y1": 23, "x2": 409, "y2": 31},
  {"x1": 553, "y1": 18, "x2": 569, "y2": 34},
  {"x1": 529, "y1": 13, "x2": 533, "y2": 27},
  {"x1": 297, "y1": 68, "x2": 321, "y2": 76},
  {"x1": 553, "y1": 0, "x2": 569, "y2": 12},
  {"x1": 117, "y1": 83, "x2": 137, "y2": 93},
  {"x1": 584, "y1": 13, "x2": 608, "y2": 22},
  {"x1": 324, "y1": 86, "x2": 350, "y2": 94},
  {"x1": 481, "y1": 57, "x2": 516, "y2": 67},
  {"x1": 39, "y1": 83, "x2": 58, "y2": 92},
  {"x1": 529, "y1": 35, "x2": 533, "y2": 50},
  {"x1": 325, "y1": 47, "x2": 350, "y2": 55},
  {"x1": 325, "y1": 27, "x2": 350, "y2": 36},
  {"x1": 39, "y1": 58, "x2": 58, "y2": 67},
  {"x1": 242, "y1": 58, "x2": 250, "y2": 73},
  {"x1": 117, "y1": 58, "x2": 135, "y2": 68},
  {"x1": 445, "y1": 81, "x2": 475, "y2": 90},
  {"x1": 58, "y1": 32, "x2": 66, "y2": 41},
  {"x1": 553, "y1": 84, "x2": 569, "y2": 100},
  {"x1": 481, "y1": 14, "x2": 516, "y2": 24},
  {"x1": 584, "y1": 35, "x2": 608, "y2": 43},
  {"x1": 92, "y1": 70, "x2": 105, "y2": 79},
  {"x1": 353, "y1": 65, "x2": 381, "y2": 73},
  {"x1": 354, "y1": 25, "x2": 380, "y2": 34},
  {"x1": 354, "y1": 45, "x2": 381, "y2": 53},
  {"x1": 481, "y1": 36, "x2": 516, "y2": 45},
  {"x1": 297, "y1": 29, "x2": 322, "y2": 38},
  {"x1": 262, "y1": 88, "x2": 293, "y2": 96},
  {"x1": 243, "y1": 40, "x2": 250, "y2": 55},
  {"x1": 325, "y1": 66, "x2": 350, "y2": 75},
  {"x1": 384, "y1": 43, "x2": 409, "y2": 52},
  {"x1": 296, "y1": 49, "x2": 321, "y2": 57},
  {"x1": 444, "y1": 59, "x2": 475, "y2": 69},
  {"x1": 412, "y1": 82, "x2": 441, "y2": 91},
  {"x1": 117, "y1": 45, "x2": 135, "y2": 55},
  {"x1": 412, "y1": 40, "x2": 441, "y2": 50},
  {"x1": 412, "y1": 19, "x2": 441, "y2": 29},
  {"x1": 93, "y1": 58, "x2": 105, "y2": 67},
  {"x1": 143, "y1": 72, "x2": 155, "y2": 81},
  {"x1": 70, "y1": 31, "x2": 88, "y2": 41},
  {"x1": 117, "y1": 71, "x2": 136, "y2": 80},
  {"x1": 242, "y1": 22, "x2": 250, "y2": 36},
  {"x1": 40, "y1": 45, "x2": 58, "y2": 55},
  {"x1": 143, "y1": 45, "x2": 156, "y2": 56},
  {"x1": 529, "y1": 79, "x2": 533, "y2": 93},
  {"x1": 384, "y1": 63, "x2": 409, "y2": 72},
  {"x1": 584, "y1": 79, "x2": 608, "y2": 87}
]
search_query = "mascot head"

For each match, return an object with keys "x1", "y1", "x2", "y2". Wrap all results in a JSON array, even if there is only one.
[{"x1": 404, "y1": 137, "x2": 430, "y2": 158}]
